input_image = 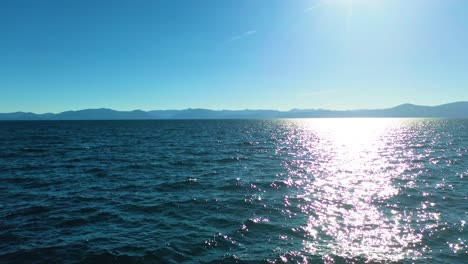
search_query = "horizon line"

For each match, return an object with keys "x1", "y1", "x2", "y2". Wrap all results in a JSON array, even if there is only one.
[{"x1": 2, "y1": 101, "x2": 468, "y2": 115}]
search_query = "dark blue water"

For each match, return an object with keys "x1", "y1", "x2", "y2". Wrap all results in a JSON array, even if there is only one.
[{"x1": 0, "y1": 119, "x2": 466, "y2": 263}]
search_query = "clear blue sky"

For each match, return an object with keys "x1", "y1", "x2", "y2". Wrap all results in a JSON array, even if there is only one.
[{"x1": 1, "y1": 0, "x2": 467, "y2": 113}]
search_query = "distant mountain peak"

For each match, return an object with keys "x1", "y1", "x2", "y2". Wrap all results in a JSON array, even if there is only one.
[
  {"x1": 395, "y1": 103, "x2": 416, "y2": 107},
  {"x1": 392, "y1": 103, "x2": 421, "y2": 108}
]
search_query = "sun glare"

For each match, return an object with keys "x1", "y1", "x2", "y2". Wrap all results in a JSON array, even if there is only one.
[{"x1": 283, "y1": 118, "x2": 432, "y2": 261}]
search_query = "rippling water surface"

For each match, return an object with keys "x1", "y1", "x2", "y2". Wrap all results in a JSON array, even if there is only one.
[{"x1": 0, "y1": 119, "x2": 467, "y2": 263}]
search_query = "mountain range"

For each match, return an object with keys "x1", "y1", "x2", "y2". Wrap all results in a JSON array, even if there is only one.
[{"x1": 1, "y1": 102, "x2": 467, "y2": 120}]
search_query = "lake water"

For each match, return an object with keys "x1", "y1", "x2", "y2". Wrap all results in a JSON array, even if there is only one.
[{"x1": 0, "y1": 119, "x2": 466, "y2": 263}]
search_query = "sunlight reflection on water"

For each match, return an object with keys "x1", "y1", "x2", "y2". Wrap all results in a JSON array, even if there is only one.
[{"x1": 281, "y1": 119, "x2": 439, "y2": 261}]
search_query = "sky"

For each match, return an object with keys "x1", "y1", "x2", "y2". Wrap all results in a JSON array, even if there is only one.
[{"x1": 1, "y1": 0, "x2": 468, "y2": 113}]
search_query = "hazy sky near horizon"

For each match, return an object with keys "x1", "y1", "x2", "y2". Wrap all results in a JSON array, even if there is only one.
[{"x1": 1, "y1": 0, "x2": 468, "y2": 113}]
